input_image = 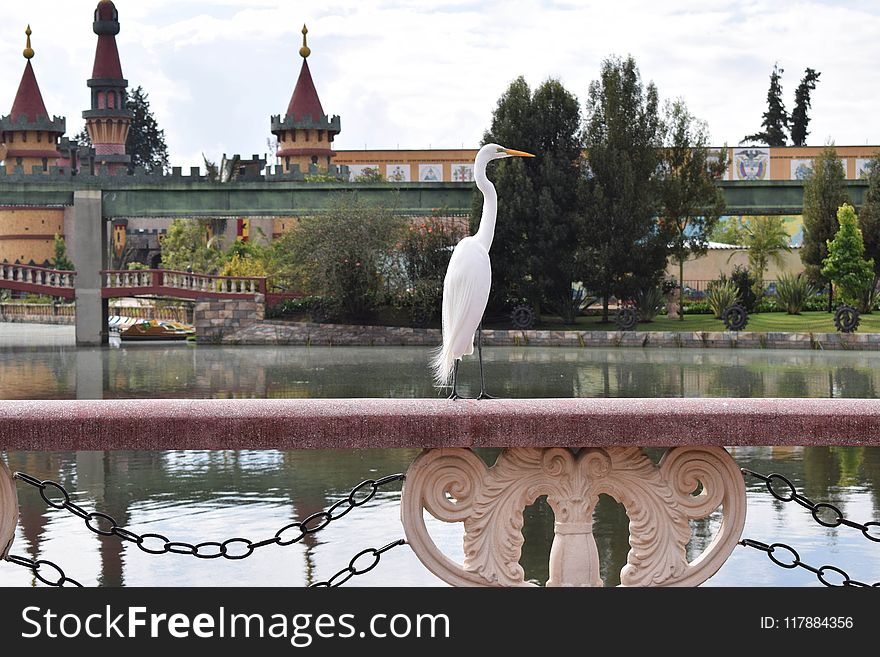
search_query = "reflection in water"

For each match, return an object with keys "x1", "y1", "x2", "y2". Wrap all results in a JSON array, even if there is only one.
[{"x1": 0, "y1": 325, "x2": 878, "y2": 587}]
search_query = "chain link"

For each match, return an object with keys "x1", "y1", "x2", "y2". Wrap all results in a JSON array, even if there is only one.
[
  {"x1": 738, "y1": 539, "x2": 880, "y2": 587},
  {"x1": 3, "y1": 554, "x2": 83, "y2": 587},
  {"x1": 310, "y1": 539, "x2": 407, "y2": 587},
  {"x1": 13, "y1": 471, "x2": 405, "y2": 560},
  {"x1": 742, "y1": 469, "x2": 880, "y2": 542}
]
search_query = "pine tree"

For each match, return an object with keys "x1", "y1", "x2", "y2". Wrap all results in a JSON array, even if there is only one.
[
  {"x1": 742, "y1": 63, "x2": 788, "y2": 146},
  {"x1": 802, "y1": 145, "x2": 849, "y2": 309},
  {"x1": 581, "y1": 55, "x2": 664, "y2": 321},
  {"x1": 858, "y1": 155, "x2": 880, "y2": 276},
  {"x1": 790, "y1": 68, "x2": 821, "y2": 147}
]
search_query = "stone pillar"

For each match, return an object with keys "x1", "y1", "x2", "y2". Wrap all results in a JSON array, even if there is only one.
[{"x1": 73, "y1": 190, "x2": 108, "y2": 346}]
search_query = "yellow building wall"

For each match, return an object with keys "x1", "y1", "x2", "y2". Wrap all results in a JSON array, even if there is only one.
[
  {"x1": 667, "y1": 247, "x2": 804, "y2": 286},
  {"x1": 0, "y1": 207, "x2": 64, "y2": 264}
]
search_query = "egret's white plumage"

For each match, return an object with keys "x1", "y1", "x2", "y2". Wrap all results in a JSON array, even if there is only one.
[{"x1": 431, "y1": 143, "x2": 534, "y2": 390}]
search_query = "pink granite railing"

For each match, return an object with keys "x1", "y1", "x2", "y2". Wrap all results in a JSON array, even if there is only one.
[{"x1": 0, "y1": 264, "x2": 76, "y2": 299}]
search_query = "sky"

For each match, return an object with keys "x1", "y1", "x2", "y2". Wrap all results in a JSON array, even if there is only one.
[{"x1": 1, "y1": 0, "x2": 879, "y2": 169}]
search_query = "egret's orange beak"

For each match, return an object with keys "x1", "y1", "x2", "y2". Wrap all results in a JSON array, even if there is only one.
[{"x1": 503, "y1": 148, "x2": 535, "y2": 158}]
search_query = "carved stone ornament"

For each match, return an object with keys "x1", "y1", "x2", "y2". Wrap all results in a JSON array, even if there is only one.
[
  {"x1": 401, "y1": 446, "x2": 746, "y2": 587},
  {"x1": 0, "y1": 459, "x2": 18, "y2": 559}
]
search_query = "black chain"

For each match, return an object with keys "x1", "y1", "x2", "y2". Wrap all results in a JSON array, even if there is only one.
[
  {"x1": 742, "y1": 469, "x2": 880, "y2": 542},
  {"x1": 13, "y1": 471, "x2": 405, "y2": 560},
  {"x1": 738, "y1": 538, "x2": 880, "y2": 587},
  {"x1": 310, "y1": 539, "x2": 407, "y2": 587},
  {"x1": 3, "y1": 554, "x2": 83, "y2": 587}
]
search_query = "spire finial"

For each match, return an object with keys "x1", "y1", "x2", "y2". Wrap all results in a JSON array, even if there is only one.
[
  {"x1": 299, "y1": 24, "x2": 311, "y2": 58},
  {"x1": 23, "y1": 25, "x2": 34, "y2": 60}
]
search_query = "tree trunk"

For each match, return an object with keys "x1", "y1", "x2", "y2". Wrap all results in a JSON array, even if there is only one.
[
  {"x1": 678, "y1": 257, "x2": 685, "y2": 320},
  {"x1": 602, "y1": 294, "x2": 609, "y2": 323},
  {"x1": 827, "y1": 280, "x2": 833, "y2": 312}
]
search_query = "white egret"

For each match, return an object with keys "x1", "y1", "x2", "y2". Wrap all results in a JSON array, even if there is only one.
[{"x1": 431, "y1": 143, "x2": 535, "y2": 399}]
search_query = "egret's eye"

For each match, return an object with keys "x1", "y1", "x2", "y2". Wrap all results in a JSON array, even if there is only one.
[{"x1": 496, "y1": 148, "x2": 505, "y2": 153}]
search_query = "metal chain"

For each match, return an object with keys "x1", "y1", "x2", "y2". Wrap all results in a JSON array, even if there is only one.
[
  {"x1": 742, "y1": 469, "x2": 880, "y2": 542},
  {"x1": 738, "y1": 538, "x2": 880, "y2": 587},
  {"x1": 3, "y1": 554, "x2": 83, "y2": 587},
  {"x1": 310, "y1": 539, "x2": 407, "y2": 587},
  {"x1": 13, "y1": 471, "x2": 405, "y2": 560}
]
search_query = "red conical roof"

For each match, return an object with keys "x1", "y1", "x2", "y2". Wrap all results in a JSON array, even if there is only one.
[
  {"x1": 10, "y1": 60, "x2": 50, "y2": 122},
  {"x1": 92, "y1": 34, "x2": 123, "y2": 79},
  {"x1": 286, "y1": 59, "x2": 325, "y2": 122}
]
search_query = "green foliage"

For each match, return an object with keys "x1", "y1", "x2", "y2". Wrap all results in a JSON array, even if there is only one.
[
  {"x1": 776, "y1": 272, "x2": 816, "y2": 314},
  {"x1": 706, "y1": 280, "x2": 738, "y2": 318},
  {"x1": 730, "y1": 265, "x2": 758, "y2": 311},
  {"x1": 821, "y1": 204, "x2": 875, "y2": 309},
  {"x1": 160, "y1": 218, "x2": 225, "y2": 273},
  {"x1": 790, "y1": 68, "x2": 821, "y2": 147},
  {"x1": 52, "y1": 234, "x2": 74, "y2": 271},
  {"x1": 857, "y1": 154, "x2": 880, "y2": 277},
  {"x1": 659, "y1": 99, "x2": 726, "y2": 319},
  {"x1": 635, "y1": 285, "x2": 665, "y2": 322},
  {"x1": 479, "y1": 76, "x2": 583, "y2": 322},
  {"x1": 802, "y1": 145, "x2": 849, "y2": 292},
  {"x1": 352, "y1": 167, "x2": 385, "y2": 183},
  {"x1": 394, "y1": 217, "x2": 468, "y2": 326},
  {"x1": 126, "y1": 261, "x2": 149, "y2": 270},
  {"x1": 270, "y1": 194, "x2": 404, "y2": 319},
  {"x1": 581, "y1": 55, "x2": 665, "y2": 321},
  {"x1": 741, "y1": 216, "x2": 791, "y2": 293},
  {"x1": 742, "y1": 63, "x2": 788, "y2": 146}
]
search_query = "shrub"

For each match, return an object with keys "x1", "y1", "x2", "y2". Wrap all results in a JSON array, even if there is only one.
[
  {"x1": 706, "y1": 281, "x2": 738, "y2": 318},
  {"x1": 730, "y1": 265, "x2": 758, "y2": 311},
  {"x1": 775, "y1": 272, "x2": 816, "y2": 314},
  {"x1": 635, "y1": 285, "x2": 665, "y2": 322},
  {"x1": 821, "y1": 203, "x2": 875, "y2": 308}
]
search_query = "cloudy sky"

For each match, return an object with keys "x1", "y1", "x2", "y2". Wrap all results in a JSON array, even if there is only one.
[{"x1": 2, "y1": 0, "x2": 879, "y2": 168}]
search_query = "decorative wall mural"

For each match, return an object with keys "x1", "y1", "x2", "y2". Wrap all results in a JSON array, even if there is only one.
[
  {"x1": 790, "y1": 159, "x2": 814, "y2": 180},
  {"x1": 451, "y1": 163, "x2": 474, "y2": 182},
  {"x1": 386, "y1": 164, "x2": 411, "y2": 182},
  {"x1": 418, "y1": 164, "x2": 443, "y2": 182},
  {"x1": 857, "y1": 158, "x2": 875, "y2": 179},
  {"x1": 732, "y1": 148, "x2": 770, "y2": 181},
  {"x1": 347, "y1": 164, "x2": 381, "y2": 181}
]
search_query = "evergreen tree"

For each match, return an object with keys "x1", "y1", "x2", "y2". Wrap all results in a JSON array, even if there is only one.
[
  {"x1": 821, "y1": 204, "x2": 874, "y2": 307},
  {"x1": 52, "y1": 234, "x2": 74, "y2": 271},
  {"x1": 857, "y1": 155, "x2": 880, "y2": 276},
  {"x1": 658, "y1": 99, "x2": 726, "y2": 319},
  {"x1": 742, "y1": 63, "x2": 788, "y2": 146},
  {"x1": 581, "y1": 55, "x2": 665, "y2": 321},
  {"x1": 802, "y1": 144, "x2": 849, "y2": 309},
  {"x1": 75, "y1": 85, "x2": 169, "y2": 173},
  {"x1": 477, "y1": 77, "x2": 583, "y2": 321},
  {"x1": 790, "y1": 68, "x2": 821, "y2": 147}
]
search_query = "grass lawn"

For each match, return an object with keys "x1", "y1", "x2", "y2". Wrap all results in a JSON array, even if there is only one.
[{"x1": 527, "y1": 311, "x2": 880, "y2": 333}]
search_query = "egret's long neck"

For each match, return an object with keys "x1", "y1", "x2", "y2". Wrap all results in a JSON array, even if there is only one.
[{"x1": 474, "y1": 160, "x2": 497, "y2": 251}]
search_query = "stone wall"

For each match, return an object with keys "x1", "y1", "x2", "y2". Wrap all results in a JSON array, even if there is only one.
[{"x1": 194, "y1": 295, "x2": 265, "y2": 343}]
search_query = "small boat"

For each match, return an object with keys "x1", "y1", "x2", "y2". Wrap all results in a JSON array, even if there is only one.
[{"x1": 108, "y1": 316, "x2": 195, "y2": 341}]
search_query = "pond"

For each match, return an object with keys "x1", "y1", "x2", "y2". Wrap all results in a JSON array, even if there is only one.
[{"x1": 1, "y1": 324, "x2": 878, "y2": 587}]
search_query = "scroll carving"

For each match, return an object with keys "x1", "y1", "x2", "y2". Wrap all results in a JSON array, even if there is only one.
[{"x1": 401, "y1": 446, "x2": 745, "y2": 587}]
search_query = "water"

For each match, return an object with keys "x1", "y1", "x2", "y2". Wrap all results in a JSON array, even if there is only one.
[{"x1": 1, "y1": 324, "x2": 878, "y2": 587}]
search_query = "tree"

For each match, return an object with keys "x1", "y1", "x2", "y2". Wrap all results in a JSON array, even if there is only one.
[
  {"x1": 857, "y1": 154, "x2": 880, "y2": 277},
  {"x1": 742, "y1": 63, "x2": 788, "y2": 146},
  {"x1": 741, "y1": 216, "x2": 791, "y2": 294},
  {"x1": 477, "y1": 77, "x2": 583, "y2": 322},
  {"x1": 790, "y1": 68, "x2": 821, "y2": 147},
  {"x1": 270, "y1": 194, "x2": 404, "y2": 319},
  {"x1": 52, "y1": 234, "x2": 74, "y2": 271},
  {"x1": 160, "y1": 218, "x2": 225, "y2": 273},
  {"x1": 75, "y1": 85, "x2": 169, "y2": 173},
  {"x1": 802, "y1": 144, "x2": 848, "y2": 309},
  {"x1": 821, "y1": 204, "x2": 875, "y2": 309},
  {"x1": 658, "y1": 99, "x2": 726, "y2": 319},
  {"x1": 581, "y1": 55, "x2": 665, "y2": 321}
]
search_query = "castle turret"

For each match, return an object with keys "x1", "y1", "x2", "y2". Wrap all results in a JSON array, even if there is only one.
[
  {"x1": 270, "y1": 25, "x2": 340, "y2": 174},
  {"x1": 83, "y1": 0, "x2": 131, "y2": 173},
  {"x1": 0, "y1": 26, "x2": 66, "y2": 174}
]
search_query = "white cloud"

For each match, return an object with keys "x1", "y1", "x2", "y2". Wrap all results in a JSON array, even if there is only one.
[{"x1": 1, "y1": 0, "x2": 879, "y2": 167}]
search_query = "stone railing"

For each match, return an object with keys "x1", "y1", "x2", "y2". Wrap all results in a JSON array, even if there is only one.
[
  {"x1": 0, "y1": 264, "x2": 76, "y2": 299},
  {"x1": 1, "y1": 398, "x2": 876, "y2": 587},
  {"x1": 102, "y1": 269, "x2": 266, "y2": 300}
]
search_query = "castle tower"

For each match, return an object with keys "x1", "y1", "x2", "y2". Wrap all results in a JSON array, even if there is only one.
[
  {"x1": 270, "y1": 25, "x2": 340, "y2": 174},
  {"x1": 83, "y1": 0, "x2": 131, "y2": 173},
  {"x1": 0, "y1": 26, "x2": 66, "y2": 175}
]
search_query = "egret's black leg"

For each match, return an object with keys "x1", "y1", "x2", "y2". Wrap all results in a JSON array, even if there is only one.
[
  {"x1": 476, "y1": 323, "x2": 496, "y2": 400},
  {"x1": 447, "y1": 360, "x2": 461, "y2": 400}
]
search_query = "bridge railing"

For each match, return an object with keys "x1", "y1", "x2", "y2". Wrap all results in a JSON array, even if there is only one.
[
  {"x1": 102, "y1": 269, "x2": 267, "y2": 298},
  {"x1": 0, "y1": 264, "x2": 77, "y2": 299}
]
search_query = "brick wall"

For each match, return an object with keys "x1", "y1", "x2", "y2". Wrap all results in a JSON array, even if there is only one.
[{"x1": 193, "y1": 295, "x2": 265, "y2": 343}]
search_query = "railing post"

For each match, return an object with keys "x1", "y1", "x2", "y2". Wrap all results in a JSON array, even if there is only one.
[
  {"x1": 155, "y1": 269, "x2": 163, "y2": 288},
  {"x1": 1, "y1": 458, "x2": 18, "y2": 560}
]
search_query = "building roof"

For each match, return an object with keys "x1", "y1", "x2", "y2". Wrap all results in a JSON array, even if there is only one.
[
  {"x1": 286, "y1": 59, "x2": 326, "y2": 123},
  {"x1": 10, "y1": 60, "x2": 50, "y2": 124},
  {"x1": 92, "y1": 0, "x2": 123, "y2": 79}
]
